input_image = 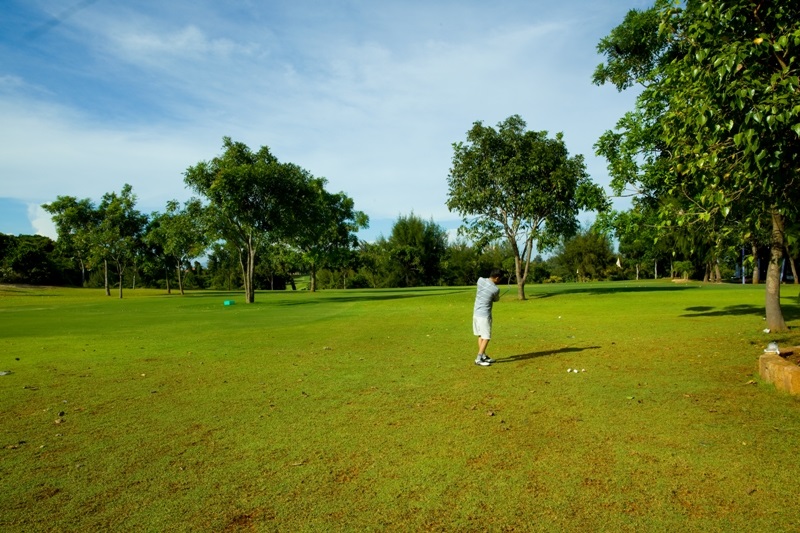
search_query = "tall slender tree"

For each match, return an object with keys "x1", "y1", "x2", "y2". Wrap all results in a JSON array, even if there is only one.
[
  {"x1": 447, "y1": 115, "x2": 607, "y2": 299},
  {"x1": 146, "y1": 199, "x2": 209, "y2": 295},
  {"x1": 42, "y1": 196, "x2": 97, "y2": 286},
  {"x1": 94, "y1": 184, "x2": 147, "y2": 299}
]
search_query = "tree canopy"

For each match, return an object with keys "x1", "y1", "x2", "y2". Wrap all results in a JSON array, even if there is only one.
[
  {"x1": 447, "y1": 115, "x2": 607, "y2": 299},
  {"x1": 42, "y1": 196, "x2": 97, "y2": 286},
  {"x1": 184, "y1": 137, "x2": 319, "y2": 303},
  {"x1": 184, "y1": 137, "x2": 368, "y2": 301},
  {"x1": 383, "y1": 213, "x2": 447, "y2": 287},
  {"x1": 94, "y1": 184, "x2": 148, "y2": 298}
]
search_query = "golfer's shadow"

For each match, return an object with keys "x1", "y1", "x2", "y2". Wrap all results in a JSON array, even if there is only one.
[{"x1": 494, "y1": 346, "x2": 601, "y2": 364}]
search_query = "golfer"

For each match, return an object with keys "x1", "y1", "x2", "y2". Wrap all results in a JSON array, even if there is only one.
[{"x1": 473, "y1": 269, "x2": 503, "y2": 366}]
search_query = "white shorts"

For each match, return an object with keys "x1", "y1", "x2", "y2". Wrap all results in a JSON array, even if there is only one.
[{"x1": 473, "y1": 316, "x2": 492, "y2": 340}]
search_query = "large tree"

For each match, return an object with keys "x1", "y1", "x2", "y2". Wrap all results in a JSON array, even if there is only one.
[
  {"x1": 447, "y1": 115, "x2": 607, "y2": 299},
  {"x1": 594, "y1": 0, "x2": 800, "y2": 331},
  {"x1": 184, "y1": 137, "x2": 317, "y2": 303}
]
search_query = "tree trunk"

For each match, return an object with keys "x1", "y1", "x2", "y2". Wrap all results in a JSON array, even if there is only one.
[
  {"x1": 177, "y1": 264, "x2": 184, "y2": 295},
  {"x1": 290, "y1": 276, "x2": 297, "y2": 290},
  {"x1": 247, "y1": 243, "x2": 256, "y2": 303},
  {"x1": 654, "y1": 259, "x2": 658, "y2": 280},
  {"x1": 514, "y1": 254, "x2": 525, "y2": 299},
  {"x1": 714, "y1": 263, "x2": 721, "y2": 283},
  {"x1": 238, "y1": 238, "x2": 257, "y2": 304},
  {"x1": 117, "y1": 262, "x2": 124, "y2": 299},
  {"x1": 635, "y1": 263, "x2": 640, "y2": 280},
  {"x1": 519, "y1": 237, "x2": 533, "y2": 297},
  {"x1": 166, "y1": 265, "x2": 171, "y2": 294},
  {"x1": 751, "y1": 243, "x2": 760, "y2": 284},
  {"x1": 788, "y1": 253, "x2": 798, "y2": 284},
  {"x1": 104, "y1": 260, "x2": 110, "y2": 296},
  {"x1": 509, "y1": 237, "x2": 527, "y2": 300},
  {"x1": 765, "y1": 210, "x2": 787, "y2": 332},
  {"x1": 238, "y1": 248, "x2": 248, "y2": 300},
  {"x1": 703, "y1": 263, "x2": 710, "y2": 283},
  {"x1": 310, "y1": 263, "x2": 317, "y2": 292}
]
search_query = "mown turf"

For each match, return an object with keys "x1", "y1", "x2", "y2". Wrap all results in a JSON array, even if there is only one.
[{"x1": 1, "y1": 281, "x2": 799, "y2": 532}]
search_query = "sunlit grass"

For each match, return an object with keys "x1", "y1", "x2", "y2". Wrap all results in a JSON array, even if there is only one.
[{"x1": 1, "y1": 281, "x2": 799, "y2": 531}]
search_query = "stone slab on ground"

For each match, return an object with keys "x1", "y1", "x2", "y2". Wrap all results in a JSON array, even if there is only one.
[{"x1": 759, "y1": 348, "x2": 800, "y2": 396}]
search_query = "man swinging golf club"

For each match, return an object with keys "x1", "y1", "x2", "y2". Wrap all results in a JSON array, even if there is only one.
[{"x1": 473, "y1": 269, "x2": 503, "y2": 366}]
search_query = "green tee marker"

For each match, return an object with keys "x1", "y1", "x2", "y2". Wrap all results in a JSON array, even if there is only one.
[{"x1": 224, "y1": 300, "x2": 235, "y2": 306}]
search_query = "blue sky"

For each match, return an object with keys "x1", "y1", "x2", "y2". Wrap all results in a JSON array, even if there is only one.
[{"x1": 0, "y1": 0, "x2": 647, "y2": 242}]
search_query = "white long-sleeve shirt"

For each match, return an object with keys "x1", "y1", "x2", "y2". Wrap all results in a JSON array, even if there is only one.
[{"x1": 473, "y1": 277, "x2": 500, "y2": 318}]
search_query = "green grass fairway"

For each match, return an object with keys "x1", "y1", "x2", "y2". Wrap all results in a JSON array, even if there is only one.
[{"x1": 2, "y1": 282, "x2": 799, "y2": 531}]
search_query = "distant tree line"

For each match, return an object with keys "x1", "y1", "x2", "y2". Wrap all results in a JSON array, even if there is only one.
[
  {"x1": 14, "y1": 138, "x2": 367, "y2": 301},
  {"x1": 0, "y1": 128, "x2": 610, "y2": 292},
  {"x1": 11, "y1": 204, "x2": 796, "y2": 292},
  {"x1": 3, "y1": 86, "x2": 797, "y2": 298},
  {"x1": 0, "y1": 234, "x2": 81, "y2": 286}
]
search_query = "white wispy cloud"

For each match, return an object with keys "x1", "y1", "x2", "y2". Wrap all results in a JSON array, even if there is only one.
[
  {"x1": 1, "y1": 0, "x2": 646, "y2": 241},
  {"x1": 0, "y1": 94, "x2": 215, "y2": 209},
  {"x1": 109, "y1": 25, "x2": 256, "y2": 65}
]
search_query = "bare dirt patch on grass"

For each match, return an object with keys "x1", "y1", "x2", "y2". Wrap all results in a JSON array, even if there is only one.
[{"x1": 782, "y1": 347, "x2": 800, "y2": 366}]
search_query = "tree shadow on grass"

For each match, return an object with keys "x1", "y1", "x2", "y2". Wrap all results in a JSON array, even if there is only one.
[
  {"x1": 172, "y1": 288, "x2": 471, "y2": 305},
  {"x1": 529, "y1": 284, "x2": 698, "y2": 299},
  {"x1": 680, "y1": 302, "x2": 800, "y2": 321},
  {"x1": 0, "y1": 284, "x2": 62, "y2": 295},
  {"x1": 494, "y1": 345, "x2": 601, "y2": 364},
  {"x1": 273, "y1": 288, "x2": 472, "y2": 306},
  {"x1": 170, "y1": 290, "x2": 242, "y2": 298}
]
